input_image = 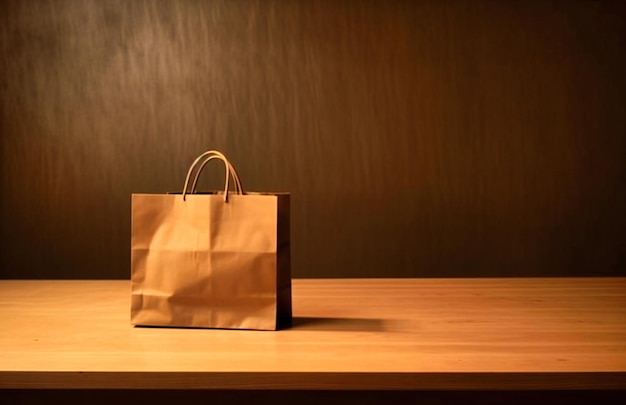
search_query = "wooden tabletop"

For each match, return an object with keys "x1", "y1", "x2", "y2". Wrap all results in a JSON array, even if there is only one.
[{"x1": 0, "y1": 278, "x2": 625, "y2": 390}]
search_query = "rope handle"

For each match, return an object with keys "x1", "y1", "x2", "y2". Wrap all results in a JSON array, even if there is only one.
[
  {"x1": 190, "y1": 156, "x2": 243, "y2": 196},
  {"x1": 181, "y1": 150, "x2": 244, "y2": 202}
]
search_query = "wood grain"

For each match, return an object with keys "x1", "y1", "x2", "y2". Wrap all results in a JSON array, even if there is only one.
[
  {"x1": 1, "y1": 1, "x2": 625, "y2": 279},
  {"x1": 1, "y1": 278, "x2": 625, "y2": 389}
]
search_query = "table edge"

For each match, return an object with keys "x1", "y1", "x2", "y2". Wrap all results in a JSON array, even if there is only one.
[{"x1": 1, "y1": 371, "x2": 625, "y2": 390}]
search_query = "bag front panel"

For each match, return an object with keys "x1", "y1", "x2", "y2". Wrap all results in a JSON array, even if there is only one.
[{"x1": 130, "y1": 193, "x2": 281, "y2": 330}]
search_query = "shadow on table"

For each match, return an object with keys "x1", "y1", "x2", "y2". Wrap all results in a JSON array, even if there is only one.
[{"x1": 290, "y1": 317, "x2": 388, "y2": 332}]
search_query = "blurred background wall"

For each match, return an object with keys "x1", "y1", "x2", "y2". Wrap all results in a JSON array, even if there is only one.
[{"x1": 1, "y1": 0, "x2": 624, "y2": 279}]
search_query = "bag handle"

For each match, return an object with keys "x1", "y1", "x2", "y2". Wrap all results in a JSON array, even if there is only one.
[
  {"x1": 182, "y1": 151, "x2": 242, "y2": 202},
  {"x1": 182, "y1": 150, "x2": 243, "y2": 202},
  {"x1": 190, "y1": 155, "x2": 243, "y2": 196}
]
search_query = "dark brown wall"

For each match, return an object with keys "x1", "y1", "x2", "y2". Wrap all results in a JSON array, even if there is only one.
[{"x1": 1, "y1": 0, "x2": 624, "y2": 279}]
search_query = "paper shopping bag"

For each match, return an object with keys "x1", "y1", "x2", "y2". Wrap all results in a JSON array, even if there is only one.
[{"x1": 130, "y1": 150, "x2": 292, "y2": 330}]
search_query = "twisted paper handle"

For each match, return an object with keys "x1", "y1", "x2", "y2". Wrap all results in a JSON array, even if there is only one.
[{"x1": 182, "y1": 150, "x2": 244, "y2": 202}]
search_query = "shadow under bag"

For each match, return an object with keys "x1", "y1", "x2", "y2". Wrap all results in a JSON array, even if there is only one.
[{"x1": 130, "y1": 150, "x2": 292, "y2": 330}]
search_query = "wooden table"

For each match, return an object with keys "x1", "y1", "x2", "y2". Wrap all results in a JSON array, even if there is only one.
[{"x1": 0, "y1": 278, "x2": 625, "y2": 391}]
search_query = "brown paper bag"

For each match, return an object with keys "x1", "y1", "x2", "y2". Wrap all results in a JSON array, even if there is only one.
[{"x1": 130, "y1": 151, "x2": 291, "y2": 330}]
